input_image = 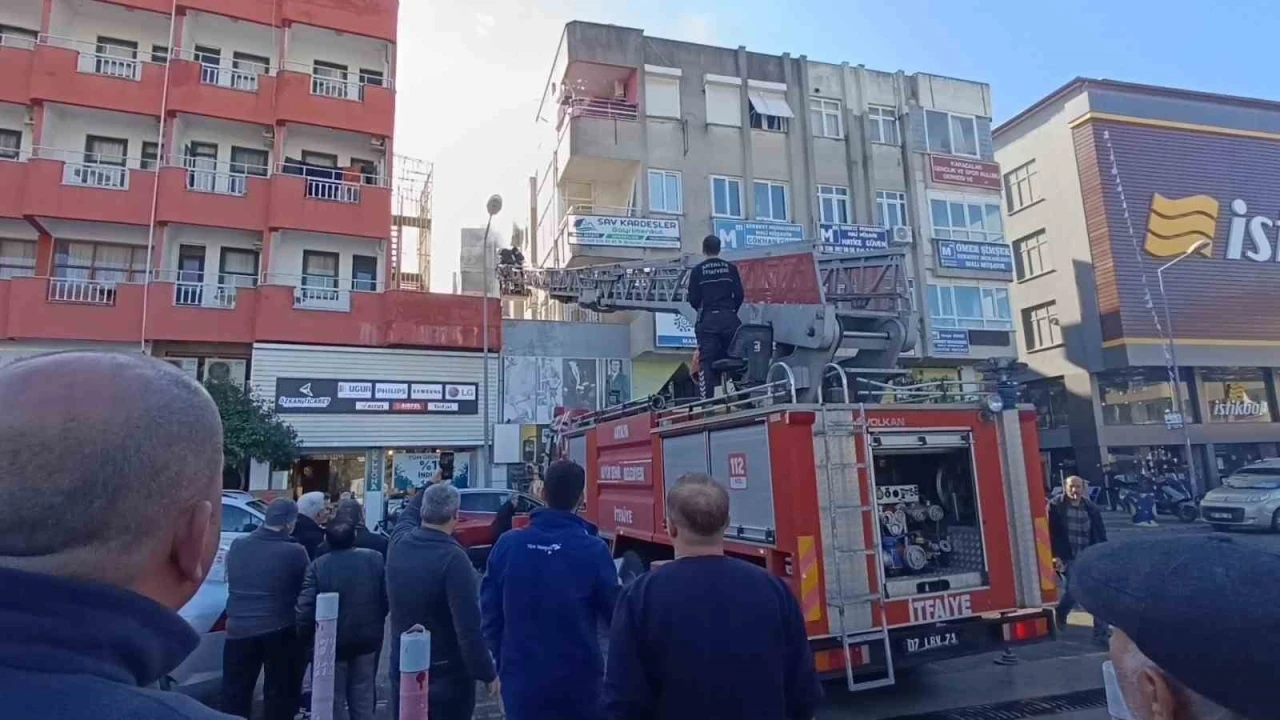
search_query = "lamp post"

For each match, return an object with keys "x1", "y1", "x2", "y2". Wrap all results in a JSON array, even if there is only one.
[
  {"x1": 481, "y1": 194, "x2": 503, "y2": 488},
  {"x1": 1154, "y1": 238, "x2": 1209, "y2": 497}
]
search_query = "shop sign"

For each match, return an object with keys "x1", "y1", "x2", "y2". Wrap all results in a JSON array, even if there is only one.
[
  {"x1": 929, "y1": 155, "x2": 1001, "y2": 190},
  {"x1": 1164, "y1": 411, "x2": 1185, "y2": 430},
  {"x1": 818, "y1": 223, "x2": 890, "y2": 253},
  {"x1": 1211, "y1": 398, "x2": 1268, "y2": 418},
  {"x1": 566, "y1": 215, "x2": 681, "y2": 249},
  {"x1": 655, "y1": 313, "x2": 697, "y2": 348},
  {"x1": 714, "y1": 218, "x2": 806, "y2": 251},
  {"x1": 275, "y1": 378, "x2": 479, "y2": 415},
  {"x1": 935, "y1": 239, "x2": 1014, "y2": 274},
  {"x1": 930, "y1": 329, "x2": 970, "y2": 355}
]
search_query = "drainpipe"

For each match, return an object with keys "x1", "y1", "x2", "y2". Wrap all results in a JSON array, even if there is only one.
[{"x1": 139, "y1": 0, "x2": 178, "y2": 353}]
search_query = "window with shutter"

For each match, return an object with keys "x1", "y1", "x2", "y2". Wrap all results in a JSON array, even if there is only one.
[{"x1": 705, "y1": 82, "x2": 741, "y2": 127}]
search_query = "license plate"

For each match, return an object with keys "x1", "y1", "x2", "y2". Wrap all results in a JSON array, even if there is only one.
[
  {"x1": 904, "y1": 631, "x2": 959, "y2": 654},
  {"x1": 1204, "y1": 510, "x2": 1234, "y2": 521}
]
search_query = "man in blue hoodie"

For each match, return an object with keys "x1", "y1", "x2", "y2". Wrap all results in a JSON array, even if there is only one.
[
  {"x1": 0, "y1": 351, "x2": 235, "y2": 720},
  {"x1": 481, "y1": 459, "x2": 619, "y2": 720}
]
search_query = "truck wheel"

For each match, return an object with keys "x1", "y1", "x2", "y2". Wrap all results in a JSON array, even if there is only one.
[{"x1": 618, "y1": 550, "x2": 646, "y2": 585}]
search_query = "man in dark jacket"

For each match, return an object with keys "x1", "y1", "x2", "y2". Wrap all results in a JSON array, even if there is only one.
[
  {"x1": 0, "y1": 351, "x2": 235, "y2": 720},
  {"x1": 223, "y1": 498, "x2": 311, "y2": 719},
  {"x1": 687, "y1": 233, "x2": 744, "y2": 399},
  {"x1": 386, "y1": 483, "x2": 497, "y2": 720},
  {"x1": 316, "y1": 499, "x2": 388, "y2": 560},
  {"x1": 293, "y1": 491, "x2": 328, "y2": 559},
  {"x1": 481, "y1": 460, "x2": 618, "y2": 720},
  {"x1": 297, "y1": 521, "x2": 387, "y2": 720},
  {"x1": 1047, "y1": 475, "x2": 1108, "y2": 643},
  {"x1": 605, "y1": 473, "x2": 821, "y2": 720}
]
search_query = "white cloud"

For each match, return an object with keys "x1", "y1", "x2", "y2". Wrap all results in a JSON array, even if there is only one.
[{"x1": 474, "y1": 13, "x2": 496, "y2": 37}]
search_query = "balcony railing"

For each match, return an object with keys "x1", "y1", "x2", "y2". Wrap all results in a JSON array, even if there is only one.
[
  {"x1": 171, "y1": 157, "x2": 264, "y2": 196},
  {"x1": 36, "y1": 146, "x2": 144, "y2": 190},
  {"x1": 47, "y1": 277, "x2": 121, "y2": 305},
  {"x1": 175, "y1": 49, "x2": 272, "y2": 92},
  {"x1": 277, "y1": 161, "x2": 375, "y2": 204},
  {"x1": 280, "y1": 60, "x2": 393, "y2": 102},
  {"x1": 263, "y1": 272, "x2": 383, "y2": 312},
  {"x1": 41, "y1": 34, "x2": 159, "y2": 82},
  {"x1": 0, "y1": 30, "x2": 38, "y2": 50},
  {"x1": 154, "y1": 269, "x2": 256, "y2": 309},
  {"x1": 557, "y1": 96, "x2": 639, "y2": 131}
]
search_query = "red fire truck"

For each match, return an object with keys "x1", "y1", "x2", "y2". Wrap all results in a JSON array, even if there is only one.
[{"x1": 504, "y1": 246, "x2": 1059, "y2": 690}]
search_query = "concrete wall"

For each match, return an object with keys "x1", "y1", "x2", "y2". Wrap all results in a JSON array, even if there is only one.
[
  {"x1": 284, "y1": 24, "x2": 390, "y2": 77},
  {"x1": 183, "y1": 10, "x2": 276, "y2": 69},
  {"x1": 43, "y1": 104, "x2": 161, "y2": 167},
  {"x1": 270, "y1": 229, "x2": 382, "y2": 281},
  {"x1": 48, "y1": 0, "x2": 171, "y2": 55},
  {"x1": 0, "y1": 0, "x2": 40, "y2": 32},
  {"x1": 282, "y1": 123, "x2": 384, "y2": 172},
  {"x1": 161, "y1": 225, "x2": 260, "y2": 273},
  {"x1": 174, "y1": 114, "x2": 273, "y2": 167}
]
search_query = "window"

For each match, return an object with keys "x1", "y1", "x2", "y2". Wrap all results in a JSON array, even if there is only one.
[
  {"x1": 140, "y1": 141, "x2": 159, "y2": 171},
  {"x1": 150, "y1": 44, "x2": 169, "y2": 64},
  {"x1": 1013, "y1": 231, "x2": 1051, "y2": 280},
  {"x1": 94, "y1": 37, "x2": 138, "y2": 79},
  {"x1": 1004, "y1": 160, "x2": 1040, "y2": 212},
  {"x1": 184, "y1": 141, "x2": 218, "y2": 193},
  {"x1": 352, "y1": 255, "x2": 378, "y2": 292},
  {"x1": 359, "y1": 68, "x2": 384, "y2": 86},
  {"x1": 809, "y1": 98, "x2": 842, "y2": 139},
  {"x1": 1201, "y1": 368, "x2": 1272, "y2": 423},
  {"x1": 0, "y1": 239, "x2": 35, "y2": 279},
  {"x1": 930, "y1": 196, "x2": 1004, "y2": 242},
  {"x1": 753, "y1": 180, "x2": 788, "y2": 222},
  {"x1": 302, "y1": 250, "x2": 339, "y2": 294},
  {"x1": 0, "y1": 25, "x2": 38, "y2": 49},
  {"x1": 817, "y1": 185, "x2": 850, "y2": 225},
  {"x1": 1022, "y1": 301, "x2": 1061, "y2": 351},
  {"x1": 0, "y1": 129, "x2": 20, "y2": 160},
  {"x1": 302, "y1": 150, "x2": 338, "y2": 168},
  {"x1": 927, "y1": 284, "x2": 1012, "y2": 330},
  {"x1": 648, "y1": 169, "x2": 682, "y2": 214},
  {"x1": 747, "y1": 87, "x2": 793, "y2": 133},
  {"x1": 1022, "y1": 377, "x2": 1069, "y2": 430},
  {"x1": 230, "y1": 146, "x2": 268, "y2": 177},
  {"x1": 876, "y1": 190, "x2": 907, "y2": 229},
  {"x1": 645, "y1": 73, "x2": 681, "y2": 118},
  {"x1": 54, "y1": 240, "x2": 148, "y2": 283},
  {"x1": 867, "y1": 105, "x2": 899, "y2": 145},
  {"x1": 925, "y1": 109, "x2": 979, "y2": 157},
  {"x1": 312, "y1": 60, "x2": 350, "y2": 99},
  {"x1": 221, "y1": 505, "x2": 261, "y2": 534},
  {"x1": 705, "y1": 81, "x2": 741, "y2": 127},
  {"x1": 749, "y1": 104, "x2": 788, "y2": 132},
  {"x1": 710, "y1": 175, "x2": 742, "y2": 218},
  {"x1": 219, "y1": 248, "x2": 259, "y2": 288},
  {"x1": 458, "y1": 490, "x2": 511, "y2": 513},
  {"x1": 231, "y1": 52, "x2": 269, "y2": 91},
  {"x1": 85, "y1": 135, "x2": 127, "y2": 166},
  {"x1": 349, "y1": 156, "x2": 378, "y2": 185},
  {"x1": 1098, "y1": 368, "x2": 1194, "y2": 426}
]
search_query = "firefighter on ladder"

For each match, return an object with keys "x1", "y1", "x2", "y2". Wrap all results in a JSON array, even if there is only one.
[{"x1": 688, "y1": 234, "x2": 744, "y2": 399}]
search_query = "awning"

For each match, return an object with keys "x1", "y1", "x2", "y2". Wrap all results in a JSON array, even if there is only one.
[{"x1": 748, "y1": 89, "x2": 795, "y2": 118}]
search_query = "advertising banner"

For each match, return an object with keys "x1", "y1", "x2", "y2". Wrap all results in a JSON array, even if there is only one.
[
  {"x1": 818, "y1": 224, "x2": 891, "y2": 253},
  {"x1": 935, "y1": 239, "x2": 1014, "y2": 274},
  {"x1": 929, "y1": 155, "x2": 1002, "y2": 190},
  {"x1": 566, "y1": 215, "x2": 680, "y2": 249},
  {"x1": 713, "y1": 219, "x2": 805, "y2": 251},
  {"x1": 655, "y1": 313, "x2": 697, "y2": 348},
  {"x1": 930, "y1": 329, "x2": 971, "y2": 354},
  {"x1": 274, "y1": 378, "x2": 479, "y2": 415}
]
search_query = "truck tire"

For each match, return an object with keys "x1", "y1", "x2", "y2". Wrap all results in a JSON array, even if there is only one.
[{"x1": 618, "y1": 550, "x2": 646, "y2": 585}]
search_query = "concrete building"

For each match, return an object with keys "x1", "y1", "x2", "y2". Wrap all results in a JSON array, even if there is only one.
[
  {"x1": 995, "y1": 78, "x2": 1280, "y2": 490},
  {"x1": 456, "y1": 226, "x2": 501, "y2": 296},
  {"x1": 525, "y1": 20, "x2": 1015, "y2": 385},
  {"x1": 0, "y1": 0, "x2": 498, "y2": 510}
]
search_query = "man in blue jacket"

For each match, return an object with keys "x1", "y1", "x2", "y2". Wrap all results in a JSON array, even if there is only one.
[{"x1": 481, "y1": 460, "x2": 618, "y2": 720}]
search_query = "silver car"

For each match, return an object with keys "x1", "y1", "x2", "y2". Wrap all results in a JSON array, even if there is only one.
[{"x1": 1200, "y1": 460, "x2": 1280, "y2": 531}]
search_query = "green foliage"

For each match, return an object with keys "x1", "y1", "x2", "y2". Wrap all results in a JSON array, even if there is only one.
[{"x1": 204, "y1": 380, "x2": 299, "y2": 468}]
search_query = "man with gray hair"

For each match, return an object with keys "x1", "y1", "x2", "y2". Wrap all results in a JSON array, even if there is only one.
[
  {"x1": 605, "y1": 473, "x2": 821, "y2": 720},
  {"x1": 293, "y1": 490, "x2": 328, "y2": 559},
  {"x1": 386, "y1": 483, "x2": 496, "y2": 720},
  {"x1": 0, "y1": 351, "x2": 234, "y2": 719}
]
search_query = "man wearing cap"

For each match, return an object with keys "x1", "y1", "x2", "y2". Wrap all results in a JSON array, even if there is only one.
[
  {"x1": 1047, "y1": 475, "x2": 1108, "y2": 643},
  {"x1": 1073, "y1": 535, "x2": 1273, "y2": 720},
  {"x1": 687, "y1": 234, "x2": 744, "y2": 399},
  {"x1": 223, "y1": 498, "x2": 311, "y2": 719}
]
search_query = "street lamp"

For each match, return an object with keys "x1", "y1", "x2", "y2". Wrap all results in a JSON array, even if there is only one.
[
  {"x1": 481, "y1": 194, "x2": 502, "y2": 488},
  {"x1": 1154, "y1": 237, "x2": 1209, "y2": 497}
]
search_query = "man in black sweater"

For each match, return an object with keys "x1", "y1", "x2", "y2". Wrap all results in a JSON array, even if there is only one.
[
  {"x1": 605, "y1": 473, "x2": 821, "y2": 720},
  {"x1": 687, "y1": 234, "x2": 744, "y2": 399}
]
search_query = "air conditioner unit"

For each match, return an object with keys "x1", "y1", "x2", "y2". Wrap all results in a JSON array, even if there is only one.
[
  {"x1": 204, "y1": 358, "x2": 247, "y2": 387},
  {"x1": 164, "y1": 357, "x2": 199, "y2": 379},
  {"x1": 370, "y1": 137, "x2": 386, "y2": 149},
  {"x1": 892, "y1": 226, "x2": 911, "y2": 243}
]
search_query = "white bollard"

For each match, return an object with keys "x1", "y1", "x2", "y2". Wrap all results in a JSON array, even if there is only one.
[
  {"x1": 310, "y1": 592, "x2": 340, "y2": 720},
  {"x1": 398, "y1": 624, "x2": 432, "y2": 720}
]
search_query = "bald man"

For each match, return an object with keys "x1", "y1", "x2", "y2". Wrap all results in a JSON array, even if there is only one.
[{"x1": 0, "y1": 351, "x2": 234, "y2": 720}]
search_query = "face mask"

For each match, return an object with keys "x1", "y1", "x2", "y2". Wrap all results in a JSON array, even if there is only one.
[{"x1": 1102, "y1": 660, "x2": 1135, "y2": 720}]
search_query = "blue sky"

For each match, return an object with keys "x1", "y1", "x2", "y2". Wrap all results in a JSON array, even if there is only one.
[{"x1": 401, "y1": 0, "x2": 1275, "y2": 286}]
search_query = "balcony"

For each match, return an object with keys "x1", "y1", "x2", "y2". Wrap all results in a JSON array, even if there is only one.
[
  {"x1": 275, "y1": 65, "x2": 394, "y2": 137},
  {"x1": 166, "y1": 57, "x2": 276, "y2": 126},
  {"x1": 144, "y1": 271, "x2": 259, "y2": 343},
  {"x1": 23, "y1": 148, "x2": 156, "y2": 225},
  {"x1": 30, "y1": 36, "x2": 165, "y2": 116},
  {"x1": 0, "y1": 33, "x2": 36, "y2": 105},
  {"x1": 177, "y1": 0, "x2": 276, "y2": 25},
  {"x1": 0, "y1": 159, "x2": 28, "y2": 219},
  {"x1": 558, "y1": 96, "x2": 644, "y2": 162},
  {"x1": 2, "y1": 276, "x2": 144, "y2": 342},
  {"x1": 279, "y1": 0, "x2": 398, "y2": 43},
  {"x1": 155, "y1": 162, "x2": 270, "y2": 231},
  {"x1": 268, "y1": 165, "x2": 390, "y2": 239}
]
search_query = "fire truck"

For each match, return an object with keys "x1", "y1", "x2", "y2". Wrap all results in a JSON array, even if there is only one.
[{"x1": 501, "y1": 245, "x2": 1059, "y2": 690}]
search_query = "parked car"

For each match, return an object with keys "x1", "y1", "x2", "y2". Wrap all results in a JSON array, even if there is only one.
[
  {"x1": 455, "y1": 488, "x2": 543, "y2": 568},
  {"x1": 1201, "y1": 459, "x2": 1280, "y2": 531},
  {"x1": 164, "y1": 491, "x2": 267, "y2": 700}
]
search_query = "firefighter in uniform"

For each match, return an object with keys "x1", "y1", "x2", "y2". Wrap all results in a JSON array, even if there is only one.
[{"x1": 687, "y1": 234, "x2": 744, "y2": 399}]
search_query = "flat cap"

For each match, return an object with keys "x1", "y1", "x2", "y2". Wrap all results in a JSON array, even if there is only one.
[{"x1": 1073, "y1": 535, "x2": 1280, "y2": 720}]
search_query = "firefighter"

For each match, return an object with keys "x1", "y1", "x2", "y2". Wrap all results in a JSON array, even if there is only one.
[{"x1": 687, "y1": 234, "x2": 743, "y2": 399}]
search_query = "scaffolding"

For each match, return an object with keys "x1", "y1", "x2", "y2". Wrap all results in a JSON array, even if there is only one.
[{"x1": 391, "y1": 154, "x2": 434, "y2": 291}]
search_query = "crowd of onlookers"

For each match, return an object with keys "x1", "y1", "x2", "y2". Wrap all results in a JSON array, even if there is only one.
[{"x1": 0, "y1": 351, "x2": 1275, "y2": 720}]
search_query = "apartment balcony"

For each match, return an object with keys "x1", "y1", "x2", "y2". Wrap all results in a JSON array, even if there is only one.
[
  {"x1": 0, "y1": 159, "x2": 28, "y2": 219},
  {"x1": 177, "y1": 0, "x2": 276, "y2": 25},
  {"x1": 275, "y1": 66, "x2": 394, "y2": 137},
  {"x1": 268, "y1": 166, "x2": 390, "y2": 239},
  {"x1": 2, "y1": 276, "x2": 144, "y2": 342},
  {"x1": 144, "y1": 270, "x2": 259, "y2": 343},
  {"x1": 279, "y1": 0, "x2": 399, "y2": 43},
  {"x1": 0, "y1": 36, "x2": 35, "y2": 105},
  {"x1": 23, "y1": 149, "x2": 156, "y2": 226},
  {"x1": 155, "y1": 163, "x2": 270, "y2": 232},
  {"x1": 30, "y1": 37, "x2": 165, "y2": 116},
  {"x1": 558, "y1": 96, "x2": 644, "y2": 164},
  {"x1": 167, "y1": 57, "x2": 276, "y2": 126}
]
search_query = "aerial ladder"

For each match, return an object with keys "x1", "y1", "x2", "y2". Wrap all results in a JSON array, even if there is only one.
[{"x1": 499, "y1": 245, "x2": 919, "y2": 403}]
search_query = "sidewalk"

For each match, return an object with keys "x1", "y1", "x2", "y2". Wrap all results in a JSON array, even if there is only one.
[{"x1": 1098, "y1": 508, "x2": 1209, "y2": 541}]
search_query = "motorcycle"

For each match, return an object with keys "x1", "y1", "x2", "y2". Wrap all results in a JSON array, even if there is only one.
[{"x1": 1152, "y1": 473, "x2": 1199, "y2": 523}]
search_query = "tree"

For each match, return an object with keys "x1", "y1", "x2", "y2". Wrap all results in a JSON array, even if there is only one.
[{"x1": 205, "y1": 380, "x2": 299, "y2": 470}]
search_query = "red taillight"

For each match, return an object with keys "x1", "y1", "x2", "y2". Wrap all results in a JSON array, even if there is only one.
[
  {"x1": 1003, "y1": 617, "x2": 1050, "y2": 642},
  {"x1": 209, "y1": 611, "x2": 227, "y2": 634}
]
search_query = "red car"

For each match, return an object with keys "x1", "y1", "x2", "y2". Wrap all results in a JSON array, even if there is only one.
[{"x1": 454, "y1": 488, "x2": 544, "y2": 568}]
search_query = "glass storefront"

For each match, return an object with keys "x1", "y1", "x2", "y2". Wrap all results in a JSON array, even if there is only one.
[
  {"x1": 1098, "y1": 368, "x2": 1195, "y2": 426},
  {"x1": 1105, "y1": 444, "x2": 1192, "y2": 483},
  {"x1": 1213, "y1": 443, "x2": 1277, "y2": 479},
  {"x1": 1201, "y1": 368, "x2": 1273, "y2": 423},
  {"x1": 1023, "y1": 377, "x2": 1069, "y2": 430}
]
